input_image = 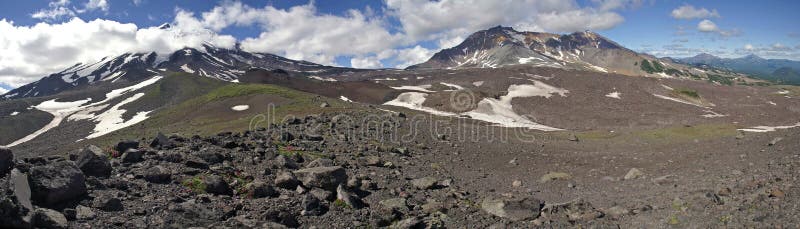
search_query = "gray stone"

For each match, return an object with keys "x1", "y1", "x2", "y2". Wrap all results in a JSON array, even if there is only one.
[
  {"x1": 294, "y1": 166, "x2": 347, "y2": 191},
  {"x1": 203, "y1": 175, "x2": 232, "y2": 195},
  {"x1": 301, "y1": 194, "x2": 326, "y2": 216},
  {"x1": 75, "y1": 205, "x2": 96, "y2": 220},
  {"x1": 273, "y1": 155, "x2": 298, "y2": 169},
  {"x1": 31, "y1": 208, "x2": 68, "y2": 229},
  {"x1": 29, "y1": 161, "x2": 87, "y2": 208},
  {"x1": 624, "y1": 168, "x2": 644, "y2": 180},
  {"x1": 306, "y1": 158, "x2": 334, "y2": 168},
  {"x1": 379, "y1": 198, "x2": 408, "y2": 211},
  {"x1": 114, "y1": 140, "x2": 139, "y2": 153},
  {"x1": 144, "y1": 165, "x2": 171, "y2": 183},
  {"x1": 245, "y1": 181, "x2": 276, "y2": 198},
  {"x1": 75, "y1": 145, "x2": 112, "y2": 177},
  {"x1": 336, "y1": 184, "x2": 363, "y2": 209},
  {"x1": 481, "y1": 197, "x2": 543, "y2": 221},
  {"x1": 411, "y1": 177, "x2": 438, "y2": 190},
  {"x1": 92, "y1": 194, "x2": 123, "y2": 211},
  {"x1": 309, "y1": 188, "x2": 334, "y2": 201},
  {"x1": 120, "y1": 149, "x2": 144, "y2": 163},
  {"x1": 275, "y1": 172, "x2": 299, "y2": 189}
]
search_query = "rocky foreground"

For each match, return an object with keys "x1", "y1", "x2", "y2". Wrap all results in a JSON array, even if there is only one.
[{"x1": 1, "y1": 111, "x2": 798, "y2": 228}]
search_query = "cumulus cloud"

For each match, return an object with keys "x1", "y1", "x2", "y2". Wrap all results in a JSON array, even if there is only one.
[
  {"x1": 0, "y1": 87, "x2": 8, "y2": 95},
  {"x1": 591, "y1": 0, "x2": 648, "y2": 11},
  {"x1": 350, "y1": 56, "x2": 383, "y2": 69},
  {"x1": 31, "y1": 0, "x2": 75, "y2": 20},
  {"x1": 671, "y1": 4, "x2": 719, "y2": 19},
  {"x1": 0, "y1": 15, "x2": 236, "y2": 87},
  {"x1": 697, "y1": 19, "x2": 718, "y2": 32}
]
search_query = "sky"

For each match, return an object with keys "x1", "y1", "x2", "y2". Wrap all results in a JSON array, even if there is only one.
[{"x1": 1, "y1": 0, "x2": 799, "y2": 92}]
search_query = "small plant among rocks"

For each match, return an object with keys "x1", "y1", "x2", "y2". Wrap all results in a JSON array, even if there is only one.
[{"x1": 182, "y1": 175, "x2": 207, "y2": 193}]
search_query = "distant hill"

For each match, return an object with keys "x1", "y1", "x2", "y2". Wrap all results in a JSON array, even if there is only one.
[{"x1": 677, "y1": 53, "x2": 800, "y2": 85}]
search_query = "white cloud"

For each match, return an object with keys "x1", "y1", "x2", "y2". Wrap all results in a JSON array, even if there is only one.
[
  {"x1": 350, "y1": 56, "x2": 383, "y2": 69},
  {"x1": 82, "y1": 0, "x2": 109, "y2": 12},
  {"x1": 591, "y1": 0, "x2": 647, "y2": 11},
  {"x1": 697, "y1": 19, "x2": 718, "y2": 32},
  {"x1": 671, "y1": 4, "x2": 719, "y2": 19},
  {"x1": 33, "y1": 0, "x2": 111, "y2": 20},
  {"x1": 31, "y1": 0, "x2": 75, "y2": 20},
  {"x1": 0, "y1": 16, "x2": 236, "y2": 87},
  {"x1": 744, "y1": 44, "x2": 754, "y2": 51},
  {"x1": 0, "y1": 87, "x2": 8, "y2": 95},
  {"x1": 385, "y1": 0, "x2": 625, "y2": 47}
]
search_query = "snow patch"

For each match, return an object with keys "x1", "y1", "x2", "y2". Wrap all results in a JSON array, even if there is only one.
[
  {"x1": 768, "y1": 101, "x2": 777, "y2": 106},
  {"x1": 3, "y1": 98, "x2": 92, "y2": 147},
  {"x1": 390, "y1": 85, "x2": 435, "y2": 93},
  {"x1": 10, "y1": 111, "x2": 19, "y2": 116},
  {"x1": 701, "y1": 110, "x2": 726, "y2": 118},
  {"x1": 464, "y1": 81, "x2": 567, "y2": 131},
  {"x1": 661, "y1": 84, "x2": 674, "y2": 91},
  {"x1": 605, "y1": 92, "x2": 621, "y2": 99},
  {"x1": 231, "y1": 105, "x2": 250, "y2": 111},
  {"x1": 472, "y1": 81, "x2": 484, "y2": 87},
  {"x1": 652, "y1": 94, "x2": 705, "y2": 108},
  {"x1": 383, "y1": 92, "x2": 457, "y2": 117},
  {"x1": 339, "y1": 96, "x2": 353, "y2": 102},
  {"x1": 309, "y1": 76, "x2": 338, "y2": 82},
  {"x1": 440, "y1": 82, "x2": 464, "y2": 90},
  {"x1": 588, "y1": 65, "x2": 608, "y2": 73},
  {"x1": 180, "y1": 64, "x2": 195, "y2": 74},
  {"x1": 85, "y1": 93, "x2": 152, "y2": 139},
  {"x1": 738, "y1": 122, "x2": 800, "y2": 133}
]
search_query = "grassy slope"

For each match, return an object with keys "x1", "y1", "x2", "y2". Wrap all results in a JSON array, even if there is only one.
[{"x1": 83, "y1": 73, "x2": 356, "y2": 148}]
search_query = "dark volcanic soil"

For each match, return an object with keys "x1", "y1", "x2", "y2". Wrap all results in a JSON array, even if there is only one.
[{"x1": 1, "y1": 106, "x2": 798, "y2": 228}]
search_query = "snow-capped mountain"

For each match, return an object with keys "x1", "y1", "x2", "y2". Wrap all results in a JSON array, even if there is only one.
[
  {"x1": 3, "y1": 44, "x2": 346, "y2": 100},
  {"x1": 408, "y1": 26, "x2": 691, "y2": 77}
]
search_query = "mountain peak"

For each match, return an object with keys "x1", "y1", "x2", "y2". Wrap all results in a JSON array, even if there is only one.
[
  {"x1": 693, "y1": 53, "x2": 719, "y2": 59},
  {"x1": 742, "y1": 54, "x2": 763, "y2": 60}
]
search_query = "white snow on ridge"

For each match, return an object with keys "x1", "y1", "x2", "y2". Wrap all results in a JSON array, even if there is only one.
[
  {"x1": 180, "y1": 64, "x2": 195, "y2": 73},
  {"x1": 10, "y1": 111, "x2": 19, "y2": 116},
  {"x1": 738, "y1": 122, "x2": 800, "y2": 133},
  {"x1": 652, "y1": 94, "x2": 705, "y2": 108},
  {"x1": 3, "y1": 76, "x2": 164, "y2": 146},
  {"x1": 390, "y1": 85, "x2": 435, "y2": 93},
  {"x1": 383, "y1": 80, "x2": 567, "y2": 131},
  {"x1": 701, "y1": 110, "x2": 726, "y2": 118},
  {"x1": 465, "y1": 81, "x2": 567, "y2": 131},
  {"x1": 588, "y1": 65, "x2": 608, "y2": 73},
  {"x1": 3, "y1": 98, "x2": 92, "y2": 147},
  {"x1": 86, "y1": 93, "x2": 153, "y2": 139},
  {"x1": 383, "y1": 92, "x2": 457, "y2": 117},
  {"x1": 231, "y1": 105, "x2": 250, "y2": 111},
  {"x1": 309, "y1": 76, "x2": 338, "y2": 82},
  {"x1": 473, "y1": 81, "x2": 484, "y2": 87},
  {"x1": 440, "y1": 82, "x2": 465, "y2": 90},
  {"x1": 768, "y1": 101, "x2": 777, "y2": 106},
  {"x1": 605, "y1": 92, "x2": 621, "y2": 99},
  {"x1": 339, "y1": 96, "x2": 353, "y2": 102}
]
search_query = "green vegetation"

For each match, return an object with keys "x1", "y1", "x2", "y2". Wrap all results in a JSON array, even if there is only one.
[
  {"x1": 664, "y1": 68, "x2": 683, "y2": 77},
  {"x1": 182, "y1": 175, "x2": 207, "y2": 193},
  {"x1": 674, "y1": 88, "x2": 699, "y2": 98},
  {"x1": 639, "y1": 59, "x2": 665, "y2": 74},
  {"x1": 333, "y1": 199, "x2": 350, "y2": 208},
  {"x1": 638, "y1": 124, "x2": 738, "y2": 142},
  {"x1": 707, "y1": 74, "x2": 734, "y2": 86}
]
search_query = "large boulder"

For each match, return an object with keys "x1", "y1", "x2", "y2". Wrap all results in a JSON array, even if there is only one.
[
  {"x1": 294, "y1": 166, "x2": 347, "y2": 191},
  {"x1": 481, "y1": 197, "x2": 543, "y2": 221},
  {"x1": 150, "y1": 132, "x2": 176, "y2": 149},
  {"x1": 75, "y1": 145, "x2": 112, "y2": 177},
  {"x1": 0, "y1": 147, "x2": 12, "y2": 176},
  {"x1": 29, "y1": 161, "x2": 87, "y2": 208},
  {"x1": 0, "y1": 169, "x2": 32, "y2": 228},
  {"x1": 203, "y1": 175, "x2": 232, "y2": 195},
  {"x1": 31, "y1": 208, "x2": 68, "y2": 229},
  {"x1": 143, "y1": 165, "x2": 171, "y2": 184},
  {"x1": 114, "y1": 140, "x2": 139, "y2": 153}
]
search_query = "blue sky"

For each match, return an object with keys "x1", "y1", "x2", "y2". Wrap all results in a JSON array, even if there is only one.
[{"x1": 1, "y1": 0, "x2": 799, "y2": 91}]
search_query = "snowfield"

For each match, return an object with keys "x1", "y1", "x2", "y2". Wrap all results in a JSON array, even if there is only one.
[
  {"x1": 472, "y1": 81, "x2": 484, "y2": 87},
  {"x1": 383, "y1": 92, "x2": 457, "y2": 117},
  {"x1": 3, "y1": 76, "x2": 164, "y2": 146},
  {"x1": 738, "y1": 122, "x2": 800, "y2": 133},
  {"x1": 339, "y1": 96, "x2": 353, "y2": 102},
  {"x1": 390, "y1": 85, "x2": 435, "y2": 93},
  {"x1": 180, "y1": 64, "x2": 195, "y2": 74},
  {"x1": 605, "y1": 92, "x2": 621, "y2": 99},
  {"x1": 383, "y1": 80, "x2": 567, "y2": 131},
  {"x1": 231, "y1": 105, "x2": 250, "y2": 111}
]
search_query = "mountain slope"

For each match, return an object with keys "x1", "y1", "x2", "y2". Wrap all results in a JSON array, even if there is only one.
[
  {"x1": 407, "y1": 26, "x2": 700, "y2": 78},
  {"x1": 2, "y1": 44, "x2": 351, "y2": 100},
  {"x1": 678, "y1": 53, "x2": 800, "y2": 84}
]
